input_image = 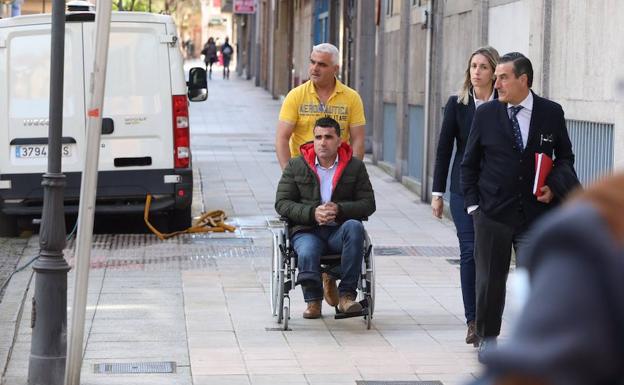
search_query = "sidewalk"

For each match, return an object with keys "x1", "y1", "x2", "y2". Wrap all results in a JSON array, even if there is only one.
[{"x1": 0, "y1": 67, "x2": 519, "y2": 385}]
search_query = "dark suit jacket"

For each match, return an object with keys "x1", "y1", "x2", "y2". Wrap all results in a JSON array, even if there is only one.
[
  {"x1": 461, "y1": 91, "x2": 577, "y2": 228},
  {"x1": 433, "y1": 95, "x2": 477, "y2": 195}
]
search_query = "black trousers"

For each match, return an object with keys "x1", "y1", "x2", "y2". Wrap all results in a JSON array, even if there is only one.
[{"x1": 473, "y1": 210, "x2": 531, "y2": 338}]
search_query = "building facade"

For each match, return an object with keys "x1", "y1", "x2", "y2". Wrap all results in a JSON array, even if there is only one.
[{"x1": 236, "y1": 0, "x2": 624, "y2": 202}]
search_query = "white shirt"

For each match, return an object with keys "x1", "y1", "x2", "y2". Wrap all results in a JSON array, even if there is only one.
[
  {"x1": 472, "y1": 88, "x2": 496, "y2": 110},
  {"x1": 315, "y1": 155, "x2": 338, "y2": 204},
  {"x1": 507, "y1": 91, "x2": 533, "y2": 148}
]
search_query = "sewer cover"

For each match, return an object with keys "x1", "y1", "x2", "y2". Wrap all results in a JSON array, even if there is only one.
[
  {"x1": 374, "y1": 246, "x2": 459, "y2": 257},
  {"x1": 182, "y1": 237, "x2": 253, "y2": 245},
  {"x1": 375, "y1": 247, "x2": 404, "y2": 256},
  {"x1": 93, "y1": 361, "x2": 176, "y2": 374},
  {"x1": 355, "y1": 381, "x2": 444, "y2": 385},
  {"x1": 356, "y1": 382, "x2": 442, "y2": 385}
]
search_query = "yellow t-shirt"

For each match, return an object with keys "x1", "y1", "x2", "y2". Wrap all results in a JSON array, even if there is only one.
[{"x1": 278, "y1": 79, "x2": 366, "y2": 157}]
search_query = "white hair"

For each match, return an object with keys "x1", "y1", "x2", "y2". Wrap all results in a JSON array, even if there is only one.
[{"x1": 312, "y1": 43, "x2": 340, "y2": 66}]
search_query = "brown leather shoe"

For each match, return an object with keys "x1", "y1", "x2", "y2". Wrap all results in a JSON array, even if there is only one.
[
  {"x1": 466, "y1": 320, "x2": 479, "y2": 345},
  {"x1": 338, "y1": 293, "x2": 362, "y2": 313},
  {"x1": 322, "y1": 273, "x2": 339, "y2": 307},
  {"x1": 303, "y1": 300, "x2": 322, "y2": 319}
]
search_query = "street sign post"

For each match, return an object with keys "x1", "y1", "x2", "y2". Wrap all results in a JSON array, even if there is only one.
[{"x1": 64, "y1": 1, "x2": 113, "y2": 384}]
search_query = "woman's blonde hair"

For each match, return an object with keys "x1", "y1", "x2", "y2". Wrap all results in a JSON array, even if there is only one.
[{"x1": 458, "y1": 46, "x2": 500, "y2": 105}]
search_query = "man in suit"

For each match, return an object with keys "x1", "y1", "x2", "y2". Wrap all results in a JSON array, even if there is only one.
[{"x1": 461, "y1": 52, "x2": 577, "y2": 355}]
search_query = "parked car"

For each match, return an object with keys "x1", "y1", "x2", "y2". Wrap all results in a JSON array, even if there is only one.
[{"x1": 0, "y1": 5, "x2": 207, "y2": 236}]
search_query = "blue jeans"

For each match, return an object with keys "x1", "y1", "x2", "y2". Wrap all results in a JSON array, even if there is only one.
[
  {"x1": 291, "y1": 220, "x2": 365, "y2": 302},
  {"x1": 450, "y1": 192, "x2": 476, "y2": 323}
]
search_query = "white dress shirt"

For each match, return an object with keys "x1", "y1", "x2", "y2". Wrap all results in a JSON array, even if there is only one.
[{"x1": 315, "y1": 155, "x2": 338, "y2": 204}]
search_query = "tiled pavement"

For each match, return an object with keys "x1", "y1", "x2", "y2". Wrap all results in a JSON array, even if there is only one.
[{"x1": 0, "y1": 62, "x2": 521, "y2": 385}]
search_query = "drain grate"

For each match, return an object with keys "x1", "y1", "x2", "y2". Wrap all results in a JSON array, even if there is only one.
[
  {"x1": 374, "y1": 246, "x2": 459, "y2": 257},
  {"x1": 375, "y1": 247, "x2": 405, "y2": 256},
  {"x1": 93, "y1": 361, "x2": 176, "y2": 374},
  {"x1": 355, "y1": 381, "x2": 444, "y2": 385},
  {"x1": 181, "y1": 237, "x2": 253, "y2": 246}
]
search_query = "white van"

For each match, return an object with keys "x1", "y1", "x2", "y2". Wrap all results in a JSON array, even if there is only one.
[{"x1": 0, "y1": 6, "x2": 207, "y2": 235}]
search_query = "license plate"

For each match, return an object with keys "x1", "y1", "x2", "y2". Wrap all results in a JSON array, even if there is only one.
[{"x1": 14, "y1": 144, "x2": 72, "y2": 159}]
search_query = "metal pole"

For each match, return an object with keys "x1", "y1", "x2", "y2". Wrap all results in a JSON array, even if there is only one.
[
  {"x1": 421, "y1": 0, "x2": 433, "y2": 202},
  {"x1": 28, "y1": 0, "x2": 70, "y2": 383},
  {"x1": 64, "y1": 1, "x2": 113, "y2": 384}
]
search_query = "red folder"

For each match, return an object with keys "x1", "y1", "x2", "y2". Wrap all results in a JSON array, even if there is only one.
[{"x1": 533, "y1": 153, "x2": 553, "y2": 197}]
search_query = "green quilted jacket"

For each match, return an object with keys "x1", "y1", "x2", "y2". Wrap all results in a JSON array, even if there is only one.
[{"x1": 275, "y1": 141, "x2": 376, "y2": 235}]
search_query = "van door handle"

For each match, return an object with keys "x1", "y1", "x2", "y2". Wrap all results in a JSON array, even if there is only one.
[{"x1": 102, "y1": 118, "x2": 114, "y2": 135}]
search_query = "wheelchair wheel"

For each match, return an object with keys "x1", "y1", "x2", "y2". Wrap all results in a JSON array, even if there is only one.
[
  {"x1": 365, "y1": 232, "x2": 375, "y2": 317},
  {"x1": 270, "y1": 230, "x2": 282, "y2": 316},
  {"x1": 365, "y1": 295, "x2": 373, "y2": 330},
  {"x1": 276, "y1": 256, "x2": 285, "y2": 324},
  {"x1": 276, "y1": 264, "x2": 284, "y2": 324},
  {"x1": 368, "y1": 246, "x2": 375, "y2": 317},
  {"x1": 283, "y1": 298, "x2": 290, "y2": 331}
]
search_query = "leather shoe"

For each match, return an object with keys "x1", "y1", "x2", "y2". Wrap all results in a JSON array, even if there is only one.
[
  {"x1": 466, "y1": 320, "x2": 479, "y2": 346},
  {"x1": 303, "y1": 300, "x2": 322, "y2": 319},
  {"x1": 338, "y1": 293, "x2": 362, "y2": 313},
  {"x1": 322, "y1": 273, "x2": 339, "y2": 307}
]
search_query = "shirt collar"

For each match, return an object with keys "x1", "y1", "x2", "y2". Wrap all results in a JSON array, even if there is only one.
[
  {"x1": 507, "y1": 91, "x2": 533, "y2": 112},
  {"x1": 471, "y1": 88, "x2": 495, "y2": 103},
  {"x1": 315, "y1": 154, "x2": 339, "y2": 169},
  {"x1": 309, "y1": 77, "x2": 344, "y2": 95}
]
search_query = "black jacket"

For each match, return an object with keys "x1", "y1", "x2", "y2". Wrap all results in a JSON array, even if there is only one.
[
  {"x1": 275, "y1": 142, "x2": 376, "y2": 236},
  {"x1": 461, "y1": 92, "x2": 578, "y2": 228},
  {"x1": 433, "y1": 94, "x2": 479, "y2": 194}
]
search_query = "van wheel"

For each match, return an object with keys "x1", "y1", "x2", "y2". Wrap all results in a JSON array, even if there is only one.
[
  {"x1": 0, "y1": 212, "x2": 18, "y2": 237},
  {"x1": 169, "y1": 206, "x2": 191, "y2": 232}
]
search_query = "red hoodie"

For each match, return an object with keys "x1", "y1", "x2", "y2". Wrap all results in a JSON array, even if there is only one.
[{"x1": 299, "y1": 141, "x2": 353, "y2": 190}]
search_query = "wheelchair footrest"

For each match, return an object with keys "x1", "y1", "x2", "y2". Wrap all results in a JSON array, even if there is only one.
[
  {"x1": 334, "y1": 307, "x2": 369, "y2": 319},
  {"x1": 334, "y1": 299, "x2": 369, "y2": 319}
]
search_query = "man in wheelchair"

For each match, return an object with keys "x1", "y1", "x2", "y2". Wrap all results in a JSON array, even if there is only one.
[{"x1": 275, "y1": 117, "x2": 376, "y2": 319}]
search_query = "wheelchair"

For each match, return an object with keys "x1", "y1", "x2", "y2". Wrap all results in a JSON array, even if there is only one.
[{"x1": 270, "y1": 218, "x2": 375, "y2": 330}]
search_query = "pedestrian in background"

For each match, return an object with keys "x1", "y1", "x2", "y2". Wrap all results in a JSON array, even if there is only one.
[
  {"x1": 201, "y1": 37, "x2": 218, "y2": 79},
  {"x1": 275, "y1": 43, "x2": 366, "y2": 170},
  {"x1": 431, "y1": 46, "x2": 500, "y2": 347},
  {"x1": 472, "y1": 173, "x2": 622, "y2": 385},
  {"x1": 461, "y1": 52, "x2": 579, "y2": 357},
  {"x1": 221, "y1": 37, "x2": 233, "y2": 80}
]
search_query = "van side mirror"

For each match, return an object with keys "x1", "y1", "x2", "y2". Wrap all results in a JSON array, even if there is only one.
[{"x1": 187, "y1": 67, "x2": 208, "y2": 102}]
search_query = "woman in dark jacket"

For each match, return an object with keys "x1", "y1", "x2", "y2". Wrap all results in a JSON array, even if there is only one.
[
  {"x1": 431, "y1": 46, "x2": 499, "y2": 346},
  {"x1": 201, "y1": 37, "x2": 218, "y2": 78}
]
